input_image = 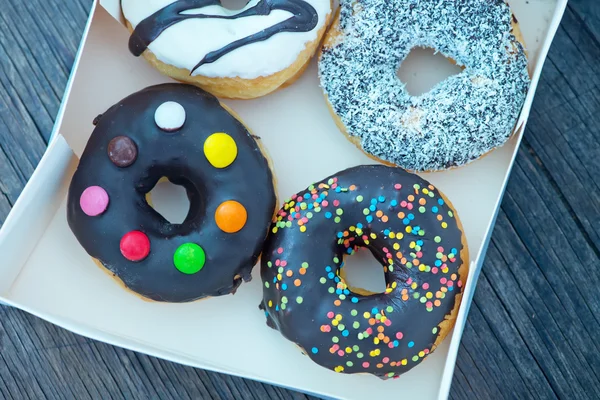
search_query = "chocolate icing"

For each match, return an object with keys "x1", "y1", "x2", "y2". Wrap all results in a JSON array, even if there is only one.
[
  {"x1": 128, "y1": 0, "x2": 319, "y2": 74},
  {"x1": 67, "y1": 83, "x2": 276, "y2": 302},
  {"x1": 260, "y1": 165, "x2": 467, "y2": 378}
]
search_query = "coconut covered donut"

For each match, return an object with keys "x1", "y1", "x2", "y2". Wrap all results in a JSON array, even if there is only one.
[
  {"x1": 122, "y1": 0, "x2": 332, "y2": 99},
  {"x1": 260, "y1": 165, "x2": 468, "y2": 378},
  {"x1": 319, "y1": 0, "x2": 530, "y2": 171},
  {"x1": 67, "y1": 83, "x2": 276, "y2": 302}
]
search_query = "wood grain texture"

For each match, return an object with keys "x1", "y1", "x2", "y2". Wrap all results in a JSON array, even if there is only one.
[{"x1": 0, "y1": 0, "x2": 599, "y2": 399}]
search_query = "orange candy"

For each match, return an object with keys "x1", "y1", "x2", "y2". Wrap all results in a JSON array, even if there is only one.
[{"x1": 215, "y1": 200, "x2": 247, "y2": 233}]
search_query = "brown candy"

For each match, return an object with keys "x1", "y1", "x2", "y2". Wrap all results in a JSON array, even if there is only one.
[{"x1": 108, "y1": 136, "x2": 137, "y2": 167}]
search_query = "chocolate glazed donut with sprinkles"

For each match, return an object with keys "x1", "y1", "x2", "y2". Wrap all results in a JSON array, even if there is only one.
[
  {"x1": 67, "y1": 83, "x2": 276, "y2": 302},
  {"x1": 260, "y1": 165, "x2": 468, "y2": 378}
]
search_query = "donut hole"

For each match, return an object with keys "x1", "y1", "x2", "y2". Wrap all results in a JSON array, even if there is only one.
[
  {"x1": 396, "y1": 47, "x2": 465, "y2": 97},
  {"x1": 340, "y1": 248, "x2": 387, "y2": 295},
  {"x1": 146, "y1": 178, "x2": 191, "y2": 225},
  {"x1": 220, "y1": 0, "x2": 249, "y2": 11}
]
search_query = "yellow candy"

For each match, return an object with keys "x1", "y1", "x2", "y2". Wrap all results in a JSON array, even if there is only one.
[{"x1": 204, "y1": 133, "x2": 237, "y2": 168}]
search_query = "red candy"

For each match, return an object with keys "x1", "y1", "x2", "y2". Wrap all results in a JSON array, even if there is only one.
[{"x1": 120, "y1": 230, "x2": 150, "y2": 261}]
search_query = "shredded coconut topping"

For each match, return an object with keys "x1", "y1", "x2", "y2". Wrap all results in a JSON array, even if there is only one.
[{"x1": 319, "y1": 0, "x2": 530, "y2": 171}]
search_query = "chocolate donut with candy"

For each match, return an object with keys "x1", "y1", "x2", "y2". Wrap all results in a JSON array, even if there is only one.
[{"x1": 67, "y1": 83, "x2": 276, "y2": 302}]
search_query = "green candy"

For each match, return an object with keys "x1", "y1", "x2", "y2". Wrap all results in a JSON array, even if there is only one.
[{"x1": 174, "y1": 243, "x2": 206, "y2": 274}]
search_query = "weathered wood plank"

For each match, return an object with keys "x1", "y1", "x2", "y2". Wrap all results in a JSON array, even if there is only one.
[
  {"x1": 450, "y1": 341, "x2": 499, "y2": 400},
  {"x1": 0, "y1": 5, "x2": 65, "y2": 140},
  {"x1": 0, "y1": 195, "x2": 11, "y2": 226},
  {"x1": 448, "y1": 366, "x2": 473, "y2": 400},
  {"x1": 0, "y1": 146, "x2": 25, "y2": 207},
  {"x1": 0, "y1": 98, "x2": 41, "y2": 182},
  {"x1": 454, "y1": 307, "x2": 533, "y2": 399},
  {"x1": 87, "y1": 343, "x2": 153, "y2": 398},
  {"x1": 490, "y1": 211, "x2": 599, "y2": 398},
  {"x1": 0, "y1": 25, "x2": 57, "y2": 142},
  {"x1": 467, "y1": 265, "x2": 559, "y2": 399},
  {"x1": 526, "y1": 7, "x2": 600, "y2": 250},
  {"x1": 0, "y1": 308, "x2": 67, "y2": 399},
  {"x1": 569, "y1": 1, "x2": 600, "y2": 47}
]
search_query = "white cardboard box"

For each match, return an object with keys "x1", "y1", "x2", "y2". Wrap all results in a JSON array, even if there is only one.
[{"x1": 0, "y1": 1, "x2": 566, "y2": 399}]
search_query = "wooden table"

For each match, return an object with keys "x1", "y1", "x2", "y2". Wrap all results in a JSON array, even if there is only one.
[{"x1": 1, "y1": 0, "x2": 599, "y2": 398}]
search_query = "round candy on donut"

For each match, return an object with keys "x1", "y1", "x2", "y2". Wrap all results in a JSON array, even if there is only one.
[
  {"x1": 67, "y1": 83, "x2": 277, "y2": 302},
  {"x1": 122, "y1": 0, "x2": 333, "y2": 99},
  {"x1": 319, "y1": 0, "x2": 530, "y2": 172},
  {"x1": 260, "y1": 165, "x2": 468, "y2": 378}
]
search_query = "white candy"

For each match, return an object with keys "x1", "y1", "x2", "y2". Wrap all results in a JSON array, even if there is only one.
[{"x1": 155, "y1": 101, "x2": 186, "y2": 132}]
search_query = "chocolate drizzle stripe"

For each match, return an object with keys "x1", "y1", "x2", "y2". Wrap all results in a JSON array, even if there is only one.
[{"x1": 129, "y1": 0, "x2": 319, "y2": 74}]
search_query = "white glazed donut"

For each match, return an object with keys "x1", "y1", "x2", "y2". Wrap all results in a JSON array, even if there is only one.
[
  {"x1": 122, "y1": 0, "x2": 332, "y2": 99},
  {"x1": 319, "y1": 0, "x2": 530, "y2": 171}
]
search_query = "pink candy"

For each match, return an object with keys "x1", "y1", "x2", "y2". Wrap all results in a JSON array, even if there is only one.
[{"x1": 80, "y1": 186, "x2": 109, "y2": 216}]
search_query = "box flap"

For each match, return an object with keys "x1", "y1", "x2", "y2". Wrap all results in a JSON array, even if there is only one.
[{"x1": 0, "y1": 136, "x2": 78, "y2": 297}]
